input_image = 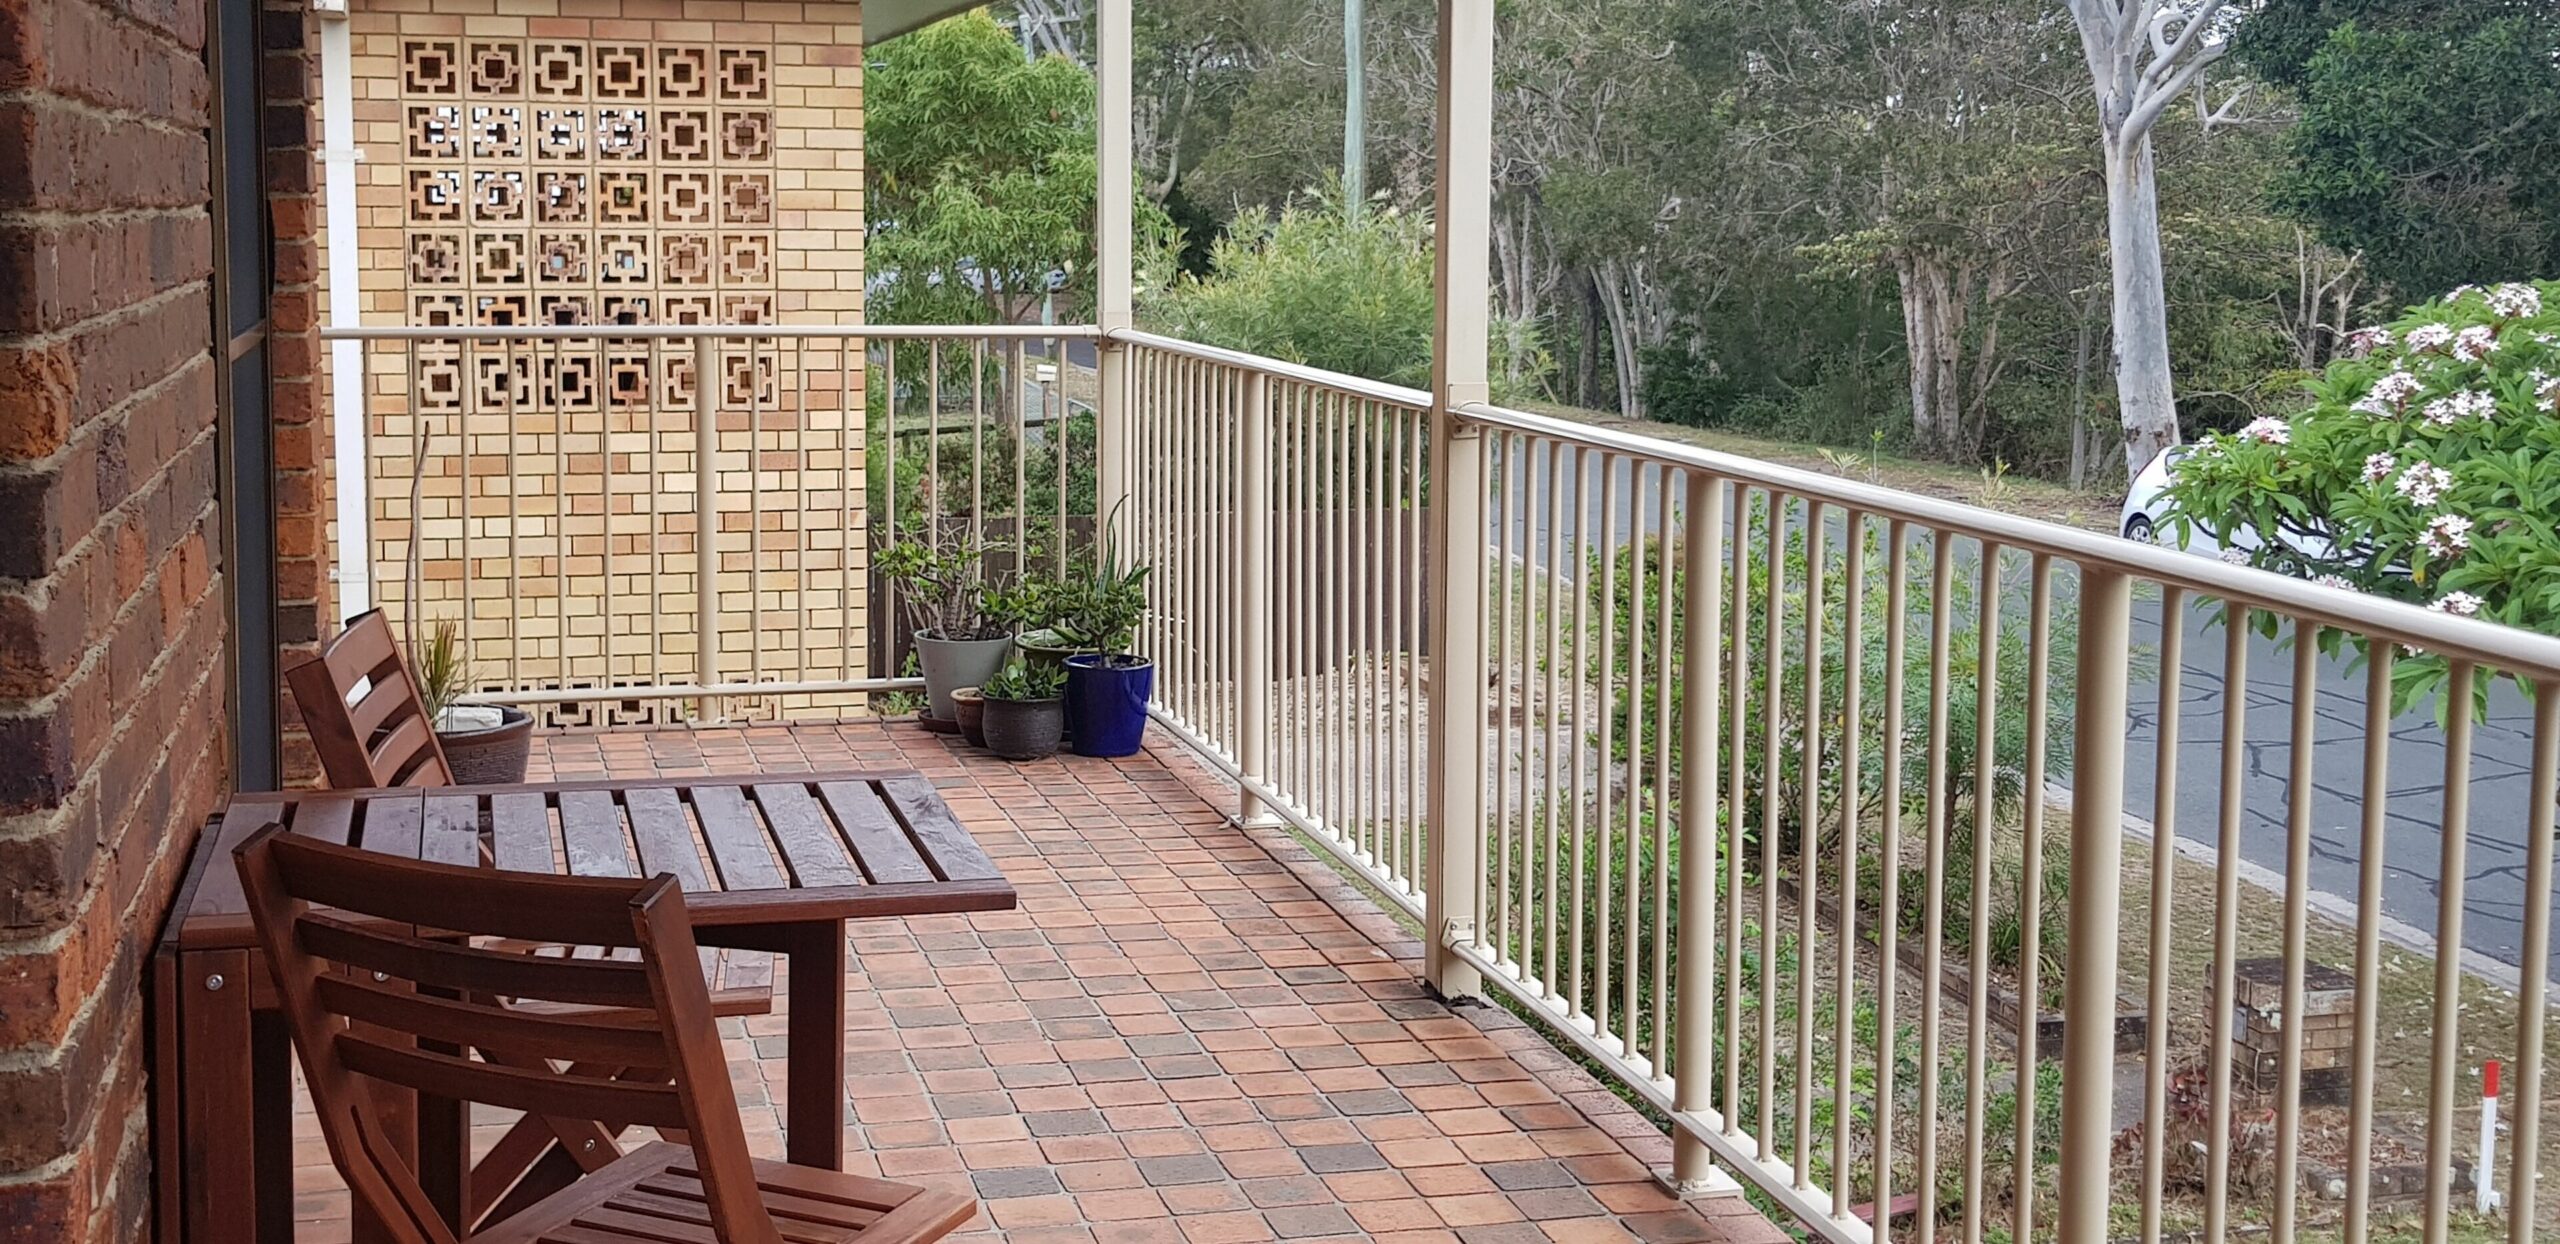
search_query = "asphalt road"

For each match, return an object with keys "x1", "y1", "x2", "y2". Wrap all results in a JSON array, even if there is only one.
[{"x1": 1483, "y1": 456, "x2": 2557, "y2": 983}]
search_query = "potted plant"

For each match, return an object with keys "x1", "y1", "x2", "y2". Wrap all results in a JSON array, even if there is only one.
[
  {"x1": 414, "y1": 619, "x2": 532, "y2": 784},
  {"x1": 977, "y1": 659, "x2": 1068, "y2": 761},
  {"x1": 1054, "y1": 543, "x2": 1153, "y2": 758},
  {"x1": 880, "y1": 538, "x2": 1022, "y2": 729}
]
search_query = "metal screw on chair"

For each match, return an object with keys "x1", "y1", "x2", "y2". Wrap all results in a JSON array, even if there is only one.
[
  {"x1": 374, "y1": 971, "x2": 390, "y2": 981},
  {"x1": 205, "y1": 975, "x2": 226, "y2": 991},
  {"x1": 583, "y1": 1139, "x2": 597, "y2": 1151}
]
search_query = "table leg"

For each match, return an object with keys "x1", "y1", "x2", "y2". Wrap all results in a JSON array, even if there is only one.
[
  {"x1": 784, "y1": 919, "x2": 847, "y2": 1170},
  {"x1": 177, "y1": 949, "x2": 262, "y2": 1244},
  {"x1": 251, "y1": 1011, "x2": 294, "y2": 1244}
]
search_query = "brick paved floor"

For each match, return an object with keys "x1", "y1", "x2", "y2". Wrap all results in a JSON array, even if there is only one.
[{"x1": 290, "y1": 722, "x2": 1789, "y2": 1243}]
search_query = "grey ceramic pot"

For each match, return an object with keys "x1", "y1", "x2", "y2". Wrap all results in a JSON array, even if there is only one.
[{"x1": 914, "y1": 632, "x2": 1014, "y2": 724}]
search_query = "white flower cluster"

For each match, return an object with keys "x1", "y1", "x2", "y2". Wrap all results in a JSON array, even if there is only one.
[
  {"x1": 2239, "y1": 416, "x2": 2291, "y2": 445},
  {"x1": 2430, "y1": 591, "x2": 2485, "y2": 618},
  {"x1": 2489, "y1": 284, "x2": 2544, "y2": 319},
  {"x1": 2422, "y1": 390, "x2": 2497, "y2": 427},
  {"x1": 2352, "y1": 369, "x2": 2424, "y2": 416},
  {"x1": 2362, "y1": 452, "x2": 2398, "y2": 483},
  {"x1": 2538, "y1": 371, "x2": 2560, "y2": 415},
  {"x1": 2422, "y1": 513, "x2": 2474, "y2": 559},
  {"x1": 2453, "y1": 325, "x2": 2502, "y2": 363},
  {"x1": 2312, "y1": 574, "x2": 2357, "y2": 592},
  {"x1": 2395, "y1": 462, "x2": 2456, "y2": 507},
  {"x1": 2219, "y1": 548, "x2": 2253, "y2": 566},
  {"x1": 2408, "y1": 323, "x2": 2457, "y2": 353},
  {"x1": 2346, "y1": 326, "x2": 2394, "y2": 358}
]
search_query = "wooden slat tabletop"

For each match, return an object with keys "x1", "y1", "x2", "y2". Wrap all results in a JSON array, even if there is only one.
[{"x1": 177, "y1": 772, "x2": 1015, "y2": 949}]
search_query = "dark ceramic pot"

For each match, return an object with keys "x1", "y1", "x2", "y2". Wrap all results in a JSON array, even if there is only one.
[
  {"x1": 437, "y1": 705, "x2": 533, "y2": 785},
  {"x1": 980, "y1": 696, "x2": 1065, "y2": 761}
]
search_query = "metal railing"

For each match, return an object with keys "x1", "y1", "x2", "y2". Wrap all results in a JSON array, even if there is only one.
[
  {"x1": 330, "y1": 316, "x2": 2560, "y2": 1242},
  {"x1": 325, "y1": 322, "x2": 1100, "y2": 724},
  {"x1": 1114, "y1": 328, "x2": 2560, "y2": 1244}
]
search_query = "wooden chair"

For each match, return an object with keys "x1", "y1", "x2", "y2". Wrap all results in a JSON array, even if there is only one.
[
  {"x1": 284, "y1": 609, "x2": 454, "y2": 789},
  {"x1": 235, "y1": 826, "x2": 975, "y2": 1244},
  {"x1": 284, "y1": 612, "x2": 780, "y2": 1229}
]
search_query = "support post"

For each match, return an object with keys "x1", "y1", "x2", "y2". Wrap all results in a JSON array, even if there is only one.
[
  {"x1": 695, "y1": 336, "x2": 722, "y2": 722},
  {"x1": 1423, "y1": 0, "x2": 1494, "y2": 1002},
  {"x1": 2059, "y1": 566, "x2": 2132, "y2": 1244},
  {"x1": 1236, "y1": 372, "x2": 1274, "y2": 825},
  {"x1": 319, "y1": 9, "x2": 370, "y2": 615},
  {"x1": 1670, "y1": 476, "x2": 1728, "y2": 1193},
  {"x1": 1093, "y1": 0, "x2": 1134, "y2": 560}
]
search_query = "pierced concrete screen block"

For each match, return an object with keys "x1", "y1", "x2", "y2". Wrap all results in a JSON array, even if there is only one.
[{"x1": 359, "y1": 13, "x2": 867, "y2": 725}]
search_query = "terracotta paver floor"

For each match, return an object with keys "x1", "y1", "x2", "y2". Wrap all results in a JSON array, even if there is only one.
[{"x1": 291, "y1": 722, "x2": 1789, "y2": 1243}]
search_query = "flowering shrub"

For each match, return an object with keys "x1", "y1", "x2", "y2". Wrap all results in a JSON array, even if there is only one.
[{"x1": 2158, "y1": 281, "x2": 2560, "y2": 711}]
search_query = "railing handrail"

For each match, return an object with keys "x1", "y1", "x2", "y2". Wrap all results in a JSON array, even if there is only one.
[
  {"x1": 319, "y1": 322, "x2": 1105, "y2": 342},
  {"x1": 1108, "y1": 328, "x2": 1433, "y2": 411},
  {"x1": 1456, "y1": 397, "x2": 2560, "y2": 678}
]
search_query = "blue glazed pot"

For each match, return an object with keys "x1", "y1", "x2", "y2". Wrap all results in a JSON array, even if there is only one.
[{"x1": 1064, "y1": 654, "x2": 1154, "y2": 757}]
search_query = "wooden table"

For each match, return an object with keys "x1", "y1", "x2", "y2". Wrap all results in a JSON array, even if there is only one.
[{"x1": 151, "y1": 771, "x2": 1016, "y2": 1244}]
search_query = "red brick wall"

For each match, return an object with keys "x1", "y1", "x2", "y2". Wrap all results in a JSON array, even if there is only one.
[
  {"x1": 262, "y1": 0, "x2": 329, "y2": 785},
  {"x1": 0, "y1": 0, "x2": 233, "y2": 1237}
]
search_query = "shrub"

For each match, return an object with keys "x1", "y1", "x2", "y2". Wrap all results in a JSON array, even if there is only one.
[{"x1": 2158, "y1": 280, "x2": 2560, "y2": 713}]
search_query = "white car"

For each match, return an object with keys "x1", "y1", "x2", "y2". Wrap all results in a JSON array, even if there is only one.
[{"x1": 2118, "y1": 445, "x2": 2342, "y2": 563}]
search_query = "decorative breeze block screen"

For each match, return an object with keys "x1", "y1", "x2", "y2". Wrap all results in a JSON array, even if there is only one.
[{"x1": 368, "y1": 29, "x2": 866, "y2": 726}]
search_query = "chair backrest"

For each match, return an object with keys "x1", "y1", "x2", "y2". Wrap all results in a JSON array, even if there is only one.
[
  {"x1": 285, "y1": 610, "x2": 454, "y2": 789},
  {"x1": 234, "y1": 828, "x2": 781, "y2": 1244}
]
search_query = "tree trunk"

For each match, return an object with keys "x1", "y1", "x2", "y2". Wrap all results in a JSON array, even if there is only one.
[
  {"x1": 2067, "y1": 285, "x2": 2102, "y2": 491},
  {"x1": 1897, "y1": 261, "x2": 1937, "y2": 449},
  {"x1": 2106, "y1": 135, "x2": 2179, "y2": 479}
]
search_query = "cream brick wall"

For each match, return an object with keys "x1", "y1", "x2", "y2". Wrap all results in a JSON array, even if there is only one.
[{"x1": 325, "y1": 0, "x2": 870, "y2": 724}]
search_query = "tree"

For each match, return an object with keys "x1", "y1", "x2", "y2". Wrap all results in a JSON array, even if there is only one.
[
  {"x1": 867, "y1": 10, "x2": 1177, "y2": 326},
  {"x1": 2231, "y1": 1, "x2": 2560, "y2": 301},
  {"x1": 2064, "y1": 0, "x2": 2251, "y2": 479}
]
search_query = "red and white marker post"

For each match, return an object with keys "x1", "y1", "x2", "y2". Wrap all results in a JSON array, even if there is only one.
[{"x1": 2480, "y1": 1059, "x2": 2502, "y2": 1215}]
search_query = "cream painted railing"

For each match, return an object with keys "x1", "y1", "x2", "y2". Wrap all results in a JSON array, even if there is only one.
[
  {"x1": 334, "y1": 318, "x2": 2560, "y2": 1243},
  {"x1": 1114, "y1": 326, "x2": 2560, "y2": 1244}
]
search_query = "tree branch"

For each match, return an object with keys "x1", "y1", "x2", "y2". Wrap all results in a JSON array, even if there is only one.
[{"x1": 2125, "y1": 38, "x2": 2225, "y2": 142}]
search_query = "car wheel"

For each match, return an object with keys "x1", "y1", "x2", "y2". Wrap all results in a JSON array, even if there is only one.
[{"x1": 2123, "y1": 514, "x2": 2156, "y2": 543}]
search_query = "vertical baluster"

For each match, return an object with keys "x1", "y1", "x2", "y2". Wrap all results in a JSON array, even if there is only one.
[
  {"x1": 882, "y1": 342, "x2": 897, "y2": 554},
  {"x1": 1592, "y1": 456, "x2": 1620, "y2": 1043},
  {"x1": 2509, "y1": 679, "x2": 2559, "y2": 1242},
  {"x1": 1538, "y1": 441, "x2": 1563, "y2": 998},
  {"x1": 2142, "y1": 587, "x2": 2187, "y2": 1244},
  {"x1": 1916, "y1": 533, "x2": 1954, "y2": 1244},
  {"x1": 1757, "y1": 491, "x2": 1786, "y2": 1157},
  {"x1": 1832, "y1": 510, "x2": 1866, "y2": 1219},
  {"x1": 2422, "y1": 660, "x2": 2477, "y2": 1244},
  {"x1": 2203, "y1": 607, "x2": 2250, "y2": 1244},
  {"x1": 1567, "y1": 447, "x2": 1594, "y2": 1021},
  {"x1": 1874, "y1": 520, "x2": 1908, "y2": 1241},
  {"x1": 926, "y1": 340, "x2": 941, "y2": 555},
  {"x1": 505, "y1": 337, "x2": 523, "y2": 691},
  {"x1": 748, "y1": 335, "x2": 765, "y2": 699},
  {"x1": 1648, "y1": 470, "x2": 1676, "y2": 1075},
  {"x1": 1795, "y1": 499, "x2": 1824, "y2": 1182},
  {"x1": 1622, "y1": 463, "x2": 1650, "y2": 1046},
  {"x1": 970, "y1": 339, "x2": 985, "y2": 552},
  {"x1": 2014, "y1": 554, "x2": 2052, "y2": 1238},
  {"x1": 2278, "y1": 621, "x2": 2320, "y2": 1243},
  {"x1": 1492, "y1": 433, "x2": 1517, "y2": 966},
  {"x1": 1722, "y1": 487, "x2": 1751, "y2": 1138},
  {"x1": 1407, "y1": 407, "x2": 1427, "y2": 887},
  {"x1": 1961, "y1": 547, "x2": 2002, "y2": 1244}
]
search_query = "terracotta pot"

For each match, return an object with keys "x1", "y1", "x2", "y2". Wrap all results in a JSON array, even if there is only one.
[
  {"x1": 950, "y1": 686, "x2": 988, "y2": 748},
  {"x1": 437, "y1": 705, "x2": 533, "y2": 785}
]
